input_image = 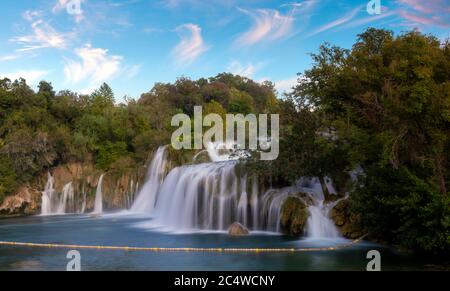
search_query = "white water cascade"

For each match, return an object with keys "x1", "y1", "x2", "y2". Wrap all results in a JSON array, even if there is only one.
[
  {"x1": 41, "y1": 174, "x2": 77, "y2": 215},
  {"x1": 299, "y1": 178, "x2": 342, "y2": 238},
  {"x1": 152, "y1": 162, "x2": 263, "y2": 231},
  {"x1": 80, "y1": 185, "x2": 87, "y2": 214},
  {"x1": 131, "y1": 145, "x2": 340, "y2": 238},
  {"x1": 41, "y1": 173, "x2": 55, "y2": 215},
  {"x1": 133, "y1": 144, "x2": 344, "y2": 238},
  {"x1": 93, "y1": 174, "x2": 105, "y2": 214},
  {"x1": 130, "y1": 147, "x2": 168, "y2": 213},
  {"x1": 56, "y1": 182, "x2": 74, "y2": 214}
]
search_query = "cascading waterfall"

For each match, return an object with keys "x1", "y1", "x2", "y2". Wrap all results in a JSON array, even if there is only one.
[
  {"x1": 133, "y1": 144, "x2": 344, "y2": 237},
  {"x1": 152, "y1": 162, "x2": 262, "y2": 231},
  {"x1": 125, "y1": 179, "x2": 137, "y2": 209},
  {"x1": 41, "y1": 174, "x2": 77, "y2": 215},
  {"x1": 260, "y1": 188, "x2": 293, "y2": 233},
  {"x1": 80, "y1": 185, "x2": 87, "y2": 214},
  {"x1": 93, "y1": 174, "x2": 105, "y2": 214},
  {"x1": 130, "y1": 147, "x2": 168, "y2": 213},
  {"x1": 41, "y1": 173, "x2": 55, "y2": 215},
  {"x1": 237, "y1": 175, "x2": 248, "y2": 226},
  {"x1": 298, "y1": 178, "x2": 342, "y2": 238},
  {"x1": 56, "y1": 182, "x2": 74, "y2": 214}
]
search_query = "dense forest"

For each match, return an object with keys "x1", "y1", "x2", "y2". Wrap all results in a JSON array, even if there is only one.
[{"x1": 0, "y1": 28, "x2": 449, "y2": 254}]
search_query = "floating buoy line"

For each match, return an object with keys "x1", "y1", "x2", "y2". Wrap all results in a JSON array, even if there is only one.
[{"x1": 0, "y1": 236, "x2": 366, "y2": 253}]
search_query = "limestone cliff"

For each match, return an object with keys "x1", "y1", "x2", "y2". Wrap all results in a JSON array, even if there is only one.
[{"x1": 0, "y1": 162, "x2": 147, "y2": 216}]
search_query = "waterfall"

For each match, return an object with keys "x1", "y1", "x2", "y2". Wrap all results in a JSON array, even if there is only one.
[
  {"x1": 130, "y1": 147, "x2": 168, "y2": 213},
  {"x1": 93, "y1": 174, "x2": 105, "y2": 214},
  {"x1": 250, "y1": 177, "x2": 259, "y2": 229},
  {"x1": 237, "y1": 175, "x2": 248, "y2": 226},
  {"x1": 152, "y1": 161, "x2": 259, "y2": 231},
  {"x1": 56, "y1": 182, "x2": 74, "y2": 214},
  {"x1": 132, "y1": 144, "x2": 343, "y2": 238},
  {"x1": 306, "y1": 204, "x2": 340, "y2": 238},
  {"x1": 298, "y1": 178, "x2": 342, "y2": 238},
  {"x1": 80, "y1": 185, "x2": 87, "y2": 214},
  {"x1": 41, "y1": 174, "x2": 75, "y2": 215},
  {"x1": 41, "y1": 173, "x2": 55, "y2": 215}
]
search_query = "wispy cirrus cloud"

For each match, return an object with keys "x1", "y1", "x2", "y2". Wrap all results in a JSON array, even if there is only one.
[
  {"x1": 339, "y1": 7, "x2": 396, "y2": 30},
  {"x1": 10, "y1": 10, "x2": 71, "y2": 52},
  {"x1": 235, "y1": 1, "x2": 318, "y2": 47},
  {"x1": 235, "y1": 7, "x2": 295, "y2": 46},
  {"x1": 162, "y1": 0, "x2": 237, "y2": 9},
  {"x1": 172, "y1": 23, "x2": 209, "y2": 65},
  {"x1": 308, "y1": 5, "x2": 363, "y2": 37},
  {"x1": 0, "y1": 54, "x2": 21, "y2": 62},
  {"x1": 227, "y1": 60, "x2": 265, "y2": 78},
  {"x1": 398, "y1": 0, "x2": 441, "y2": 14},
  {"x1": 397, "y1": 0, "x2": 450, "y2": 27},
  {"x1": 64, "y1": 44, "x2": 123, "y2": 85}
]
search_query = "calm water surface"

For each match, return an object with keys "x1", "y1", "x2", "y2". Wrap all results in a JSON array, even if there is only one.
[{"x1": 0, "y1": 213, "x2": 429, "y2": 271}]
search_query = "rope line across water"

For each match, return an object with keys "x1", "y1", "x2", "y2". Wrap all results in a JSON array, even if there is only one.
[{"x1": 0, "y1": 236, "x2": 366, "y2": 253}]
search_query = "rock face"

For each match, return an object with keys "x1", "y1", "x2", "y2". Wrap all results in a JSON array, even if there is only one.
[
  {"x1": 0, "y1": 162, "x2": 147, "y2": 218},
  {"x1": 280, "y1": 196, "x2": 309, "y2": 236},
  {"x1": 36, "y1": 163, "x2": 146, "y2": 213},
  {"x1": 0, "y1": 187, "x2": 41, "y2": 217},
  {"x1": 330, "y1": 199, "x2": 363, "y2": 239},
  {"x1": 228, "y1": 222, "x2": 250, "y2": 236}
]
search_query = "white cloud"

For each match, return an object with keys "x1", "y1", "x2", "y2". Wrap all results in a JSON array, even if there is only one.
[
  {"x1": 339, "y1": 8, "x2": 396, "y2": 30},
  {"x1": 308, "y1": 6, "x2": 362, "y2": 37},
  {"x1": 0, "y1": 70, "x2": 49, "y2": 85},
  {"x1": 78, "y1": 86, "x2": 98, "y2": 95},
  {"x1": 0, "y1": 54, "x2": 20, "y2": 62},
  {"x1": 123, "y1": 64, "x2": 142, "y2": 80},
  {"x1": 64, "y1": 44, "x2": 123, "y2": 85},
  {"x1": 274, "y1": 77, "x2": 298, "y2": 94},
  {"x1": 236, "y1": 7, "x2": 296, "y2": 46},
  {"x1": 172, "y1": 23, "x2": 209, "y2": 65},
  {"x1": 227, "y1": 60, "x2": 264, "y2": 78},
  {"x1": 52, "y1": 0, "x2": 70, "y2": 12},
  {"x1": 23, "y1": 10, "x2": 42, "y2": 21},
  {"x1": 10, "y1": 13, "x2": 70, "y2": 52}
]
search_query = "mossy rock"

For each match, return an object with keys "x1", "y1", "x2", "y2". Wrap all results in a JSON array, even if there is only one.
[
  {"x1": 280, "y1": 196, "x2": 308, "y2": 236},
  {"x1": 330, "y1": 199, "x2": 363, "y2": 239}
]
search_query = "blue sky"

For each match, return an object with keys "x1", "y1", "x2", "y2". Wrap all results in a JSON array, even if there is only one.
[{"x1": 0, "y1": 0, "x2": 449, "y2": 101}]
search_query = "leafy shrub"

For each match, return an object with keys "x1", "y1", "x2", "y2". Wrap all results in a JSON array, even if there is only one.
[
  {"x1": 351, "y1": 166, "x2": 450, "y2": 254},
  {"x1": 96, "y1": 142, "x2": 129, "y2": 170},
  {"x1": 0, "y1": 155, "x2": 18, "y2": 204}
]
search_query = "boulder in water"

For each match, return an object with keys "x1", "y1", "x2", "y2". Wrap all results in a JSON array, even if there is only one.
[
  {"x1": 280, "y1": 196, "x2": 308, "y2": 236},
  {"x1": 228, "y1": 222, "x2": 249, "y2": 236}
]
